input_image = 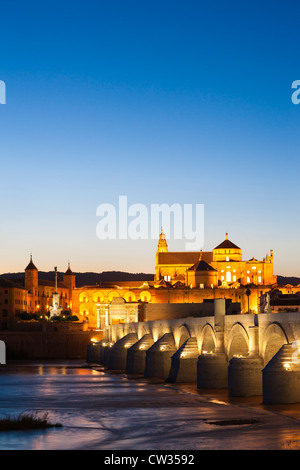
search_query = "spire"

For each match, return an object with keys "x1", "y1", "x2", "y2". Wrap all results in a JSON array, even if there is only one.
[
  {"x1": 25, "y1": 254, "x2": 37, "y2": 271},
  {"x1": 159, "y1": 227, "x2": 166, "y2": 241},
  {"x1": 157, "y1": 227, "x2": 168, "y2": 253},
  {"x1": 65, "y1": 261, "x2": 73, "y2": 275},
  {"x1": 226, "y1": 232, "x2": 228, "y2": 240}
]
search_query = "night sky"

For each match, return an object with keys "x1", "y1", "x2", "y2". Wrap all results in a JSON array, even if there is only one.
[{"x1": 0, "y1": 0, "x2": 299, "y2": 275}]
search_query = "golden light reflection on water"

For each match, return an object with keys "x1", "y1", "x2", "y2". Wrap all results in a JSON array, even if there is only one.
[{"x1": 3, "y1": 363, "x2": 300, "y2": 450}]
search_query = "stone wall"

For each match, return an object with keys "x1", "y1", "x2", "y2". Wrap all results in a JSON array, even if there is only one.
[{"x1": 0, "y1": 324, "x2": 102, "y2": 360}]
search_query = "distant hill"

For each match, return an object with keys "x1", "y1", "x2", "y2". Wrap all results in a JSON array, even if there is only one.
[
  {"x1": 1, "y1": 271, "x2": 299, "y2": 288},
  {"x1": 0, "y1": 271, "x2": 155, "y2": 288},
  {"x1": 277, "y1": 275, "x2": 300, "y2": 286}
]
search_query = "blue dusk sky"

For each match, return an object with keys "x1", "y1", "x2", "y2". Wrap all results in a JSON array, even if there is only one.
[{"x1": 0, "y1": 0, "x2": 300, "y2": 276}]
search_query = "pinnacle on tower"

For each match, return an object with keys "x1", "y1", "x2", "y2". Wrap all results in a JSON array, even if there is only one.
[{"x1": 25, "y1": 254, "x2": 37, "y2": 271}]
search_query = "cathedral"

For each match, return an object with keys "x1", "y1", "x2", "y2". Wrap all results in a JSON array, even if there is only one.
[{"x1": 155, "y1": 230, "x2": 277, "y2": 288}]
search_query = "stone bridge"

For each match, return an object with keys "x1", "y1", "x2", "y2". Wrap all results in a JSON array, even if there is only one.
[{"x1": 87, "y1": 299, "x2": 300, "y2": 405}]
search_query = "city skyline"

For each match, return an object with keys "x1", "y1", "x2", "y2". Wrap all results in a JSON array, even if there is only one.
[{"x1": 1, "y1": 1, "x2": 300, "y2": 276}]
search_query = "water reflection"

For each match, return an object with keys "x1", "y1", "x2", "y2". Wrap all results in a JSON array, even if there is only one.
[{"x1": 1, "y1": 361, "x2": 300, "y2": 450}]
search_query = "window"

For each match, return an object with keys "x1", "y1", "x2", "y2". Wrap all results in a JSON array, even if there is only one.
[
  {"x1": 233, "y1": 275, "x2": 236, "y2": 282},
  {"x1": 247, "y1": 276, "x2": 250, "y2": 283},
  {"x1": 258, "y1": 276, "x2": 262, "y2": 283},
  {"x1": 226, "y1": 271, "x2": 232, "y2": 282},
  {"x1": 199, "y1": 284, "x2": 204, "y2": 289},
  {"x1": 164, "y1": 275, "x2": 171, "y2": 282},
  {"x1": 226, "y1": 256, "x2": 229, "y2": 261},
  {"x1": 221, "y1": 276, "x2": 224, "y2": 281}
]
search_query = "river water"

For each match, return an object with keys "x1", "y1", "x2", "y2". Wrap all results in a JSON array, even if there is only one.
[{"x1": 1, "y1": 361, "x2": 300, "y2": 450}]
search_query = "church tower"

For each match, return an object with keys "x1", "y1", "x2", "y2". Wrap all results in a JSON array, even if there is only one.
[
  {"x1": 157, "y1": 228, "x2": 168, "y2": 253},
  {"x1": 155, "y1": 228, "x2": 168, "y2": 280},
  {"x1": 25, "y1": 255, "x2": 38, "y2": 312},
  {"x1": 63, "y1": 262, "x2": 76, "y2": 311},
  {"x1": 24, "y1": 255, "x2": 38, "y2": 294}
]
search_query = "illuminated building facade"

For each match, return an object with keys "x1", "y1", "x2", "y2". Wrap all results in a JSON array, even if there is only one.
[
  {"x1": 0, "y1": 232, "x2": 299, "y2": 329},
  {"x1": 156, "y1": 230, "x2": 277, "y2": 287},
  {"x1": 23, "y1": 256, "x2": 74, "y2": 315}
]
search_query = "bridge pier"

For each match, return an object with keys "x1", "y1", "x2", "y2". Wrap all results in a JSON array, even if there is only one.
[
  {"x1": 101, "y1": 341, "x2": 113, "y2": 367},
  {"x1": 198, "y1": 299, "x2": 228, "y2": 388},
  {"x1": 167, "y1": 337, "x2": 198, "y2": 382},
  {"x1": 126, "y1": 334, "x2": 154, "y2": 375},
  {"x1": 86, "y1": 341, "x2": 101, "y2": 364},
  {"x1": 108, "y1": 333, "x2": 138, "y2": 370},
  {"x1": 228, "y1": 324, "x2": 263, "y2": 397},
  {"x1": 197, "y1": 352, "x2": 228, "y2": 388},
  {"x1": 263, "y1": 343, "x2": 300, "y2": 404},
  {"x1": 144, "y1": 333, "x2": 176, "y2": 379},
  {"x1": 228, "y1": 356, "x2": 263, "y2": 397}
]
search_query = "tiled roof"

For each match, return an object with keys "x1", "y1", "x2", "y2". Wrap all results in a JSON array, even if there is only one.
[
  {"x1": 38, "y1": 279, "x2": 69, "y2": 289},
  {"x1": 188, "y1": 259, "x2": 217, "y2": 272},
  {"x1": 158, "y1": 251, "x2": 213, "y2": 265},
  {"x1": 0, "y1": 278, "x2": 27, "y2": 290},
  {"x1": 214, "y1": 239, "x2": 241, "y2": 250},
  {"x1": 25, "y1": 256, "x2": 37, "y2": 271}
]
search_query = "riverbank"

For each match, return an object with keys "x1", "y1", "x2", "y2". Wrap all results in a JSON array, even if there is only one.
[{"x1": 1, "y1": 361, "x2": 300, "y2": 450}]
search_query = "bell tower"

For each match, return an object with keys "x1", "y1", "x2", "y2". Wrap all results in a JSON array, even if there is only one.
[
  {"x1": 156, "y1": 228, "x2": 168, "y2": 280},
  {"x1": 157, "y1": 227, "x2": 168, "y2": 253}
]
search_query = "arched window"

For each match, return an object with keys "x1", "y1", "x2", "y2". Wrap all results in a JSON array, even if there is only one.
[{"x1": 226, "y1": 271, "x2": 232, "y2": 282}]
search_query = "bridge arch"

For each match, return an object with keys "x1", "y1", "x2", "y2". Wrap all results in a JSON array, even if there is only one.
[
  {"x1": 113, "y1": 326, "x2": 125, "y2": 342},
  {"x1": 262, "y1": 322, "x2": 289, "y2": 366},
  {"x1": 124, "y1": 324, "x2": 137, "y2": 335},
  {"x1": 226, "y1": 322, "x2": 249, "y2": 359},
  {"x1": 152, "y1": 323, "x2": 170, "y2": 342},
  {"x1": 198, "y1": 323, "x2": 216, "y2": 354},
  {"x1": 173, "y1": 323, "x2": 191, "y2": 349}
]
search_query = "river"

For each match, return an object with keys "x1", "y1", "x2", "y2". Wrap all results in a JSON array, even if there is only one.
[{"x1": 1, "y1": 361, "x2": 300, "y2": 450}]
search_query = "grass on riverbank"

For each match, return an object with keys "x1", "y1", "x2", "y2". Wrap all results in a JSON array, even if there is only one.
[{"x1": 0, "y1": 412, "x2": 62, "y2": 431}]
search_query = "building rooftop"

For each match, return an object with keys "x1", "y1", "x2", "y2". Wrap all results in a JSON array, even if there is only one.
[
  {"x1": 25, "y1": 255, "x2": 37, "y2": 271},
  {"x1": 214, "y1": 233, "x2": 241, "y2": 250},
  {"x1": 0, "y1": 278, "x2": 27, "y2": 290},
  {"x1": 158, "y1": 251, "x2": 213, "y2": 265}
]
